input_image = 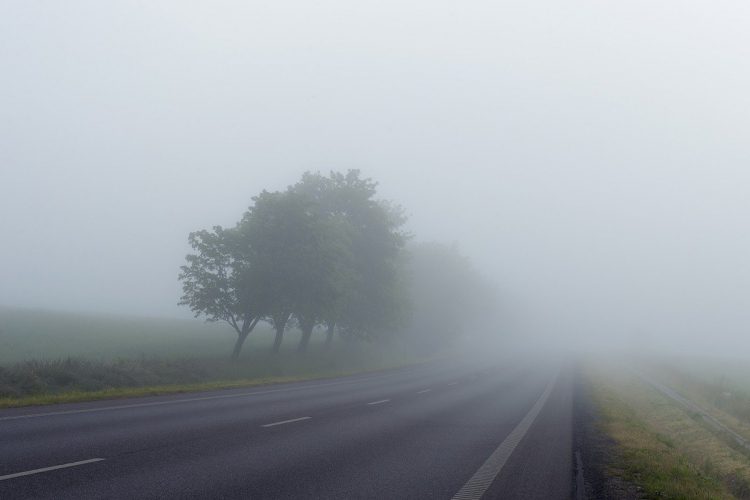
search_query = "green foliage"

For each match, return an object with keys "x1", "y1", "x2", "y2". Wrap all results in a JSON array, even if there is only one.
[
  {"x1": 178, "y1": 169, "x2": 412, "y2": 357},
  {"x1": 178, "y1": 225, "x2": 265, "y2": 357},
  {"x1": 243, "y1": 187, "x2": 358, "y2": 351},
  {"x1": 177, "y1": 170, "x2": 498, "y2": 359},
  {"x1": 290, "y1": 170, "x2": 411, "y2": 342}
]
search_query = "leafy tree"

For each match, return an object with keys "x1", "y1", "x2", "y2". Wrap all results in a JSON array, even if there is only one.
[
  {"x1": 291, "y1": 170, "x2": 411, "y2": 345},
  {"x1": 178, "y1": 226, "x2": 266, "y2": 360},
  {"x1": 179, "y1": 169, "x2": 411, "y2": 357},
  {"x1": 289, "y1": 213, "x2": 354, "y2": 352},
  {"x1": 239, "y1": 188, "x2": 355, "y2": 353},
  {"x1": 237, "y1": 190, "x2": 297, "y2": 354}
]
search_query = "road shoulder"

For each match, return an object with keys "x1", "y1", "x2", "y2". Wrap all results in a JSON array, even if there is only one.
[{"x1": 573, "y1": 367, "x2": 644, "y2": 500}]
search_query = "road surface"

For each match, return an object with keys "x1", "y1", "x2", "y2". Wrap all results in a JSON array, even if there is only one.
[{"x1": 0, "y1": 356, "x2": 573, "y2": 499}]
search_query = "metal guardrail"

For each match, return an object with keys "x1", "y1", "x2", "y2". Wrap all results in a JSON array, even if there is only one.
[{"x1": 635, "y1": 371, "x2": 750, "y2": 452}]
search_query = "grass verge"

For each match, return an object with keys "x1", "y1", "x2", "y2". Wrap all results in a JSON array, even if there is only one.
[
  {"x1": 0, "y1": 346, "x2": 438, "y2": 409},
  {"x1": 585, "y1": 362, "x2": 750, "y2": 499},
  {"x1": 0, "y1": 365, "x2": 415, "y2": 409},
  {"x1": 640, "y1": 360, "x2": 750, "y2": 444}
]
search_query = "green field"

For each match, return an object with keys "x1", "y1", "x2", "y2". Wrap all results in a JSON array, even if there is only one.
[
  {"x1": 0, "y1": 306, "x2": 429, "y2": 407},
  {"x1": 0, "y1": 306, "x2": 332, "y2": 363}
]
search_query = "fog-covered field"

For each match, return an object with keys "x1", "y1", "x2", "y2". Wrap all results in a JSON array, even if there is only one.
[
  {"x1": 0, "y1": 306, "x2": 433, "y2": 404},
  {"x1": 0, "y1": 307, "x2": 316, "y2": 364}
]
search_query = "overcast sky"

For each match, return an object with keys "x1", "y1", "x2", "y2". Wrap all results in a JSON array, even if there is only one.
[{"x1": 2, "y1": 1, "x2": 749, "y2": 355}]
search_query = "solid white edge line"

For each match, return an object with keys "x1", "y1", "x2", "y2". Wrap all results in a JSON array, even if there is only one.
[
  {"x1": 0, "y1": 365, "x2": 435, "y2": 421},
  {"x1": 471, "y1": 376, "x2": 477, "y2": 380},
  {"x1": 451, "y1": 370, "x2": 559, "y2": 500},
  {"x1": 367, "y1": 399, "x2": 390, "y2": 405},
  {"x1": 448, "y1": 382, "x2": 458, "y2": 386},
  {"x1": 417, "y1": 389, "x2": 431, "y2": 394},
  {"x1": 0, "y1": 458, "x2": 105, "y2": 481},
  {"x1": 261, "y1": 416, "x2": 311, "y2": 428}
]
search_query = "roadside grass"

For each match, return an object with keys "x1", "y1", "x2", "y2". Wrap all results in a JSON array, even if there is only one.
[
  {"x1": 640, "y1": 358, "x2": 750, "y2": 444},
  {"x1": 0, "y1": 365, "x2": 414, "y2": 409},
  {"x1": 0, "y1": 347, "x2": 435, "y2": 409},
  {"x1": 586, "y1": 362, "x2": 750, "y2": 500},
  {"x1": 0, "y1": 376, "x2": 339, "y2": 409}
]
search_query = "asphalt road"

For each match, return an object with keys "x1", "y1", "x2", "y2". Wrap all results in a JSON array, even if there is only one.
[{"x1": 0, "y1": 356, "x2": 573, "y2": 499}]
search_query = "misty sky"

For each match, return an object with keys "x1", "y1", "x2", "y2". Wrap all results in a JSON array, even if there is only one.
[{"x1": 2, "y1": 1, "x2": 749, "y2": 355}]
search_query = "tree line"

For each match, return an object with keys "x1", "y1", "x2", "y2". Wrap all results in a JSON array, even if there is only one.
[{"x1": 179, "y1": 170, "x2": 494, "y2": 360}]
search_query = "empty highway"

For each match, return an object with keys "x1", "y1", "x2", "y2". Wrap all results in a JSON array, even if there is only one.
[{"x1": 0, "y1": 357, "x2": 573, "y2": 499}]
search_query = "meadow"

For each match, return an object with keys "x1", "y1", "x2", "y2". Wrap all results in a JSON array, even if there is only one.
[
  {"x1": 0, "y1": 306, "x2": 428, "y2": 407},
  {"x1": 0, "y1": 306, "x2": 290, "y2": 362},
  {"x1": 643, "y1": 354, "x2": 750, "y2": 426}
]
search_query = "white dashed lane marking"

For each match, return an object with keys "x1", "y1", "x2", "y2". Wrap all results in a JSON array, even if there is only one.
[
  {"x1": 261, "y1": 417, "x2": 311, "y2": 428},
  {"x1": 0, "y1": 459, "x2": 105, "y2": 481}
]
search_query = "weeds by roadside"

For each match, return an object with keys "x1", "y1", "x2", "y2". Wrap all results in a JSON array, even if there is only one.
[
  {"x1": 584, "y1": 362, "x2": 750, "y2": 500},
  {"x1": 0, "y1": 347, "x2": 435, "y2": 408},
  {"x1": 642, "y1": 361, "x2": 750, "y2": 440}
]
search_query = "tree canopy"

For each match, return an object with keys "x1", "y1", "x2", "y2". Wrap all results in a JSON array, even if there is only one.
[
  {"x1": 179, "y1": 170, "x2": 411, "y2": 358},
  {"x1": 180, "y1": 170, "x2": 497, "y2": 359}
]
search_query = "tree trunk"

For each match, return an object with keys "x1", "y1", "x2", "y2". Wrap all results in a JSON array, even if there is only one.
[
  {"x1": 271, "y1": 312, "x2": 290, "y2": 353},
  {"x1": 272, "y1": 326, "x2": 284, "y2": 353},
  {"x1": 324, "y1": 322, "x2": 335, "y2": 348},
  {"x1": 229, "y1": 314, "x2": 259, "y2": 361},
  {"x1": 298, "y1": 324, "x2": 314, "y2": 353},
  {"x1": 231, "y1": 330, "x2": 249, "y2": 361}
]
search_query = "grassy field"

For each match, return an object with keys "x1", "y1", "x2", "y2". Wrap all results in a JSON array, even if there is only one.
[
  {"x1": 0, "y1": 306, "x2": 338, "y2": 363},
  {"x1": 586, "y1": 360, "x2": 750, "y2": 499},
  {"x1": 643, "y1": 355, "x2": 750, "y2": 429},
  {"x1": 0, "y1": 306, "x2": 431, "y2": 408}
]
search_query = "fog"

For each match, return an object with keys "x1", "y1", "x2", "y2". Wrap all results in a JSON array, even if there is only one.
[{"x1": 2, "y1": 1, "x2": 749, "y2": 357}]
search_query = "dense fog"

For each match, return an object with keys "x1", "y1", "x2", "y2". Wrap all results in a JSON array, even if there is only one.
[{"x1": 2, "y1": 1, "x2": 749, "y2": 357}]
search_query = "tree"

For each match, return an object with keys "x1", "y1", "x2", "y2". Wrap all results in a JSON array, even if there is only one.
[
  {"x1": 289, "y1": 213, "x2": 353, "y2": 352},
  {"x1": 178, "y1": 226, "x2": 266, "y2": 360},
  {"x1": 237, "y1": 190, "x2": 295, "y2": 354},
  {"x1": 179, "y1": 169, "x2": 411, "y2": 357},
  {"x1": 403, "y1": 242, "x2": 496, "y2": 352},
  {"x1": 239, "y1": 188, "x2": 355, "y2": 353},
  {"x1": 291, "y1": 170, "x2": 411, "y2": 345}
]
